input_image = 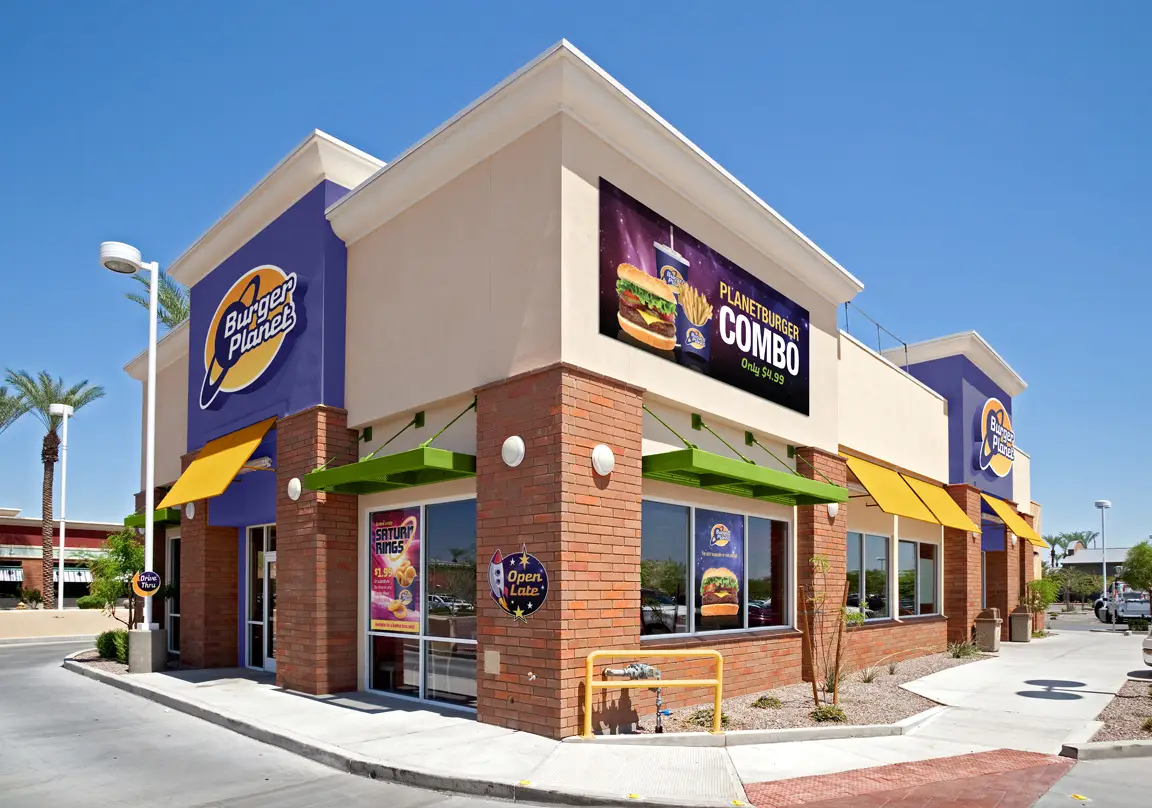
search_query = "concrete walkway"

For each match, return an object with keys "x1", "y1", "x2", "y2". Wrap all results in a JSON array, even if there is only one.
[
  {"x1": 0, "y1": 608, "x2": 129, "y2": 639},
  {"x1": 62, "y1": 626, "x2": 1143, "y2": 806}
]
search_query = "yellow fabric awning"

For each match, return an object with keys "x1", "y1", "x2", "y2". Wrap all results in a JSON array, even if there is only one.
[
  {"x1": 900, "y1": 475, "x2": 980, "y2": 533},
  {"x1": 844, "y1": 456, "x2": 939, "y2": 524},
  {"x1": 981, "y1": 494, "x2": 1047, "y2": 548},
  {"x1": 158, "y1": 418, "x2": 276, "y2": 509}
]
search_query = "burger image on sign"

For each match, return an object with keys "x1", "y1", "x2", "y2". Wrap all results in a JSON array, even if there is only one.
[
  {"x1": 699, "y1": 567, "x2": 739, "y2": 617},
  {"x1": 615, "y1": 263, "x2": 677, "y2": 351}
]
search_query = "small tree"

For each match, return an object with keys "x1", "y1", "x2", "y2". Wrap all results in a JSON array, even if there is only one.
[
  {"x1": 1021, "y1": 578, "x2": 1059, "y2": 619},
  {"x1": 85, "y1": 529, "x2": 145, "y2": 628},
  {"x1": 799, "y1": 554, "x2": 863, "y2": 707},
  {"x1": 1120, "y1": 542, "x2": 1152, "y2": 593}
]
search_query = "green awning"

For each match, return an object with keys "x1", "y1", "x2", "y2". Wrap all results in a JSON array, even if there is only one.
[
  {"x1": 642, "y1": 448, "x2": 848, "y2": 506},
  {"x1": 124, "y1": 507, "x2": 182, "y2": 528},
  {"x1": 303, "y1": 446, "x2": 476, "y2": 495}
]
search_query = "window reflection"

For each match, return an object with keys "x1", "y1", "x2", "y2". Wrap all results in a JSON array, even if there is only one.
[{"x1": 640, "y1": 502, "x2": 689, "y2": 635}]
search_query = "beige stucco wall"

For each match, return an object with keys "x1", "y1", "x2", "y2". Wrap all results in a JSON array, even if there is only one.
[
  {"x1": 847, "y1": 501, "x2": 896, "y2": 537},
  {"x1": 837, "y1": 334, "x2": 948, "y2": 481},
  {"x1": 559, "y1": 116, "x2": 840, "y2": 452},
  {"x1": 358, "y1": 395, "x2": 477, "y2": 459},
  {"x1": 343, "y1": 116, "x2": 564, "y2": 429},
  {"x1": 1014, "y1": 448, "x2": 1032, "y2": 511},
  {"x1": 140, "y1": 356, "x2": 188, "y2": 490},
  {"x1": 897, "y1": 516, "x2": 943, "y2": 545},
  {"x1": 642, "y1": 399, "x2": 794, "y2": 471}
]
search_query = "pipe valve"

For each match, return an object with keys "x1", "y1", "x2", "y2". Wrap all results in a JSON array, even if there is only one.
[{"x1": 602, "y1": 662, "x2": 662, "y2": 681}]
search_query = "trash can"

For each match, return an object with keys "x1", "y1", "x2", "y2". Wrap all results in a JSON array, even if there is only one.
[
  {"x1": 1009, "y1": 606, "x2": 1033, "y2": 642},
  {"x1": 974, "y1": 607, "x2": 1002, "y2": 652}
]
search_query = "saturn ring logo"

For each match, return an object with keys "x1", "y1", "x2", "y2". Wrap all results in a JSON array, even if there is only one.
[
  {"x1": 200, "y1": 265, "x2": 298, "y2": 409},
  {"x1": 978, "y1": 397, "x2": 1015, "y2": 478}
]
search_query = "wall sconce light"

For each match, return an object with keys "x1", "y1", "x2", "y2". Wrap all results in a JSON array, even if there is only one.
[
  {"x1": 287, "y1": 477, "x2": 302, "y2": 502},
  {"x1": 1011, "y1": 534, "x2": 1018, "y2": 547},
  {"x1": 184, "y1": 502, "x2": 195, "y2": 521},
  {"x1": 591, "y1": 444, "x2": 615, "y2": 476},
  {"x1": 501, "y1": 436, "x2": 525, "y2": 468},
  {"x1": 826, "y1": 502, "x2": 839, "y2": 519}
]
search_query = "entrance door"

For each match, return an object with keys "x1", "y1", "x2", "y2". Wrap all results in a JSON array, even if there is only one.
[{"x1": 247, "y1": 526, "x2": 277, "y2": 672}]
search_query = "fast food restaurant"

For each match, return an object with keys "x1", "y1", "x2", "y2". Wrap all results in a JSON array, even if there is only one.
[{"x1": 124, "y1": 41, "x2": 1046, "y2": 740}]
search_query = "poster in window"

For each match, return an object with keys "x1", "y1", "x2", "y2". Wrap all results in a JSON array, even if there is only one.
[
  {"x1": 599, "y1": 178, "x2": 810, "y2": 415},
  {"x1": 370, "y1": 508, "x2": 421, "y2": 633},
  {"x1": 694, "y1": 509, "x2": 744, "y2": 630}
]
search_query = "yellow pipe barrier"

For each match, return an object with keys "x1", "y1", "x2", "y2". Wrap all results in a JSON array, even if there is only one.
[{"x1": 582, "y1": 649, "x2": 723, "y2": 738}]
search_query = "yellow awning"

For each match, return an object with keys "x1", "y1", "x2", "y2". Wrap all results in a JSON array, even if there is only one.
[
  {"x1": 844, "y1": 456, "x2": 939, "y2": 524},
  {"x1": 158, "y1": 418, "x2": 276, "y2": 509},
  {"x1": 901, "y1": 475, "x2": 980, "y2": 533},
  {"x1": 981, "y1": 494, "x2": 1047, "y2": 548}
]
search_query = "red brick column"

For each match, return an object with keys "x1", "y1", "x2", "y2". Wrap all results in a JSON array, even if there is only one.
[
  {"x1": 180, "y1": 493, "x2": 238, "y2": 668},
  {"x1": 795, "y1": 447, "x2": 848, "y2": 682},
  {"x1": 475, "y1": 365, "x2": 642, "y2": 740},
  {"x1": 985, "y1": 535, "x2": 1022, "y2": 641},
  {"x1": 276, "y1": 406, "x2": 359, "y2": 694},
  {"x1": 944, "y1": 485, "x2": 983, "y2": 643},
  {"x1": 1021, "y1": 513, "x2": 1042, "y2": 630}
]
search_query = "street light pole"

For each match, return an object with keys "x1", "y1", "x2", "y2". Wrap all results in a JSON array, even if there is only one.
[
  {"x1": 1095, "y1": 500, "x2": 1111, "y2": 631},
  {"x1": 100, "y1": 242, "x2": 159, "y2": 631},
  {"x1": 49, "y1": 403, "x2": 74, "y2": 611}
]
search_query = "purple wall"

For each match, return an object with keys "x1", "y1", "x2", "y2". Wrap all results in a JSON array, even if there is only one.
[
  {"x1": 187, "y1": 180, "x2": 351, "y2": 452},
  {"x1": 902, "y1": 355, "x2": 1014, "y2": 501}
]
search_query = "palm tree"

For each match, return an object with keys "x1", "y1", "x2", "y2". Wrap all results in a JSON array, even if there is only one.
[
  {"x1": 1046, "y1": 533, "x2": 1075, "y2": 569},
  {"x1": 1063, "y1": 530, "x2": 1100, "y2": 553},
  {"x1": 126, "y1": 268, "x2": 189, "y2": 330},
  {"x1": 4, "y1": 371, "x2": 105, "y2": 608},
  {"x1": 0, "y1": 385, "x2": 27, "y2": 436}
]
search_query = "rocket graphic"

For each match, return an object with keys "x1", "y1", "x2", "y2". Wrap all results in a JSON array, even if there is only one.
[{"x1": 488, "y1": 550, "x2": 508, "y2": 612}]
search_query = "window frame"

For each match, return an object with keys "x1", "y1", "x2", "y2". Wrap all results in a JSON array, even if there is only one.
[
  {"x1": 363, "y1": 495, "x2": 478, "y2": 712},
  {"x1": 166, "y1": 534, "x2": 181, "y2": 655},
  {"x1": 897, "y1": 539, "x2": 940, "y2": 618},
  {"x1": 640, "y1": 495, "x2": 792, "y2": 640},
  {"x1": 847, "y1": 530, "x2": 892, "y2": 622}
]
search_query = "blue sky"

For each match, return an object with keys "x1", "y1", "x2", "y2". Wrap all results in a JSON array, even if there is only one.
[{"x1": 0, "y1": 3, "x2": 1147, "y2": 544}]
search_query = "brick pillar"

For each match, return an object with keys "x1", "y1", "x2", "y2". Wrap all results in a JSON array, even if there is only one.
[
  {"x1": 795, "y1": 447, "x2": 848, "y2": 682},
  {"x1": 1021, "y1": 513, "x2": 1041, "y2": 631},
  {"x1": 986, "y1": 536, "x2": 1022, "y2": 641},
  {"x1": 944, "y1": 485, "x2": 983, "y2": 643},
  {"x1": 180, "y1": 484, "x2": 239, "y2": 668},
  {"x1": 276, "y1": 406, "x2": 359, "y2": 694},
  {"x1": 476, "y1": 365, "x2": 642, "y2": 740}
]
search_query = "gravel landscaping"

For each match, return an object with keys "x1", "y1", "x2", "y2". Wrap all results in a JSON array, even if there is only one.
[
  {"x1": 1092, "y1": 679, "x2": 1152, "y2": 742},
  {"x1": 636, "y1": 651, "x2": 992, "y2": 733},
  {"x1": 69, "y1": 648, "x2": 128, "y2": 676}
]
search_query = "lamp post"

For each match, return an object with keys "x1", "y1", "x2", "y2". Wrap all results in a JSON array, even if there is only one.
[
  {"x1": 100, "y1": 242, "x2": 159, "y2": 633},
  {"x1": 49, "y1": 402, "x2": 74, "y2": 610},
  {"x1": 1095, "y1": 500, "x2": 1111, "y2": 630}
]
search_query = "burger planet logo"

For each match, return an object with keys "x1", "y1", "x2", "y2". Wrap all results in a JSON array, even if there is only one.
[
  {"x1": 200, "y1": 265, "x2": 298, "y2": 409},
  {"x1": 710, "y1": 523, "x2": 732, "y2": 547},
  {"x1": 978, "y1": 397, "x2": 1015, "y2": 478}
]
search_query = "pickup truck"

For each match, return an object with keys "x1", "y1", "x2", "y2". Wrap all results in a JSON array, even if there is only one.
[{"x1": 1105, "y1": 590, "x2": 1150, "y2": 624}]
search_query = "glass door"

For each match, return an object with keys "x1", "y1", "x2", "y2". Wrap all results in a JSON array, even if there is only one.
[
  {"x1": 247, "y1": 526, "x2": 276, "y2": 672},
  {"x1": 166, "y1": 536, "x2": 181, "y2": 654}
]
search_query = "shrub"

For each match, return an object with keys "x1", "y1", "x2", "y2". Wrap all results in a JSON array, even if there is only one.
[
  {"x1": 688, "y1": 707, "x2": 729, "y2": 729},
  {"x1": 752, "y1": 695, "x2": 782, "y2": 709},
  {"x1": 95, "y1": 629, "x2": 129, "y2": 663},
  {"x1": 948, "y1": 641, "x2": 980, "y2": 659},
  {"x1": 810, "y1": 704, "x2": 847, "y2": 723},
  {"x1": 1142, "y1": 717, "x2": 1152, "y2": 734},
  {"x1": 76, "y1": 594, "x2": 104, "y2": 610},
  {"x1": 1127, "y1": 618, "x2": 1150, "y2": 633},
  {"x1": 859, "y1": 666, "x2": 880, "y2": 683},
  {"x1": 19, "y1": 588, "x2": 43, "y2": 607},
  {"x1": 887, "y1": 661, "x2": 898, "y2": 676}
]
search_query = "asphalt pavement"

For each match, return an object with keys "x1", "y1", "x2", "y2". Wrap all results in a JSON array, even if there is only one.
[{"x1": 0, "y1": 641, "x2": 558, "y2": 808}]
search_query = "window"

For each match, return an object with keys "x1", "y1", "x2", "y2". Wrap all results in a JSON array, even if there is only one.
[
  {"x1": 640, "y1": 500, "x2": 790, "y2": 636},
  {"x1": 899, "y1": 541, "x2": 938, "y2": 616},
  {"x1": 166, "y1": 536, "x2": 181, "y2": 654},
  {"x1": 368, "y1": 499, "x2": 477, "y2": 709},
  {"x1": 847, "y1": 532, "x2": 889, "y2": 619}
]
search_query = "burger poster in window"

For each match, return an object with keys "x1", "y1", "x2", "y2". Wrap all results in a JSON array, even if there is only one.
[
  {"x1": 598, "y1": 178, "x2": 810, "y2": 416},
  {"x1": 370, "y1": 508, "x2": 421, "y2": 633},
  {"x1": 695, "y1": 509, "x2": 744, "y2": 630}
]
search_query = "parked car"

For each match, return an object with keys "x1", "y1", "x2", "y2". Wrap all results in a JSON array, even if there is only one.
[
  {"x1": 1107, "y1": 590, "x2": 1150, "y2": 624},
  {"x1": 641, "y1": 588, "x2": 687, "y2": 634},
  {"x1": 1144, "y1": 624, "x2": 1152, "y2": 668}
]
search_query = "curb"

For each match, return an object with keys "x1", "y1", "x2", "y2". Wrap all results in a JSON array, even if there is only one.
[
  {"x1": 62, "y1": 659, "x2": 739, "y2": 808},
  {"x1": 0, "y1": 634, "x2": 95, "y2": 646},
  {"x1": 561, "y1": 705, "x2": 949, "y2": 747},
  {"x1": 1061, "y1": 739, "x2": 1152, "y2": 761}
]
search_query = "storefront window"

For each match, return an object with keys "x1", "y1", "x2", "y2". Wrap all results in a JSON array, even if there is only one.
[
  {"x1": 898, "y1": 540, "x2": 938, "y2": 616},
  {"x1": 641, "y1": 500, "x2": 790, "y2": 636},
  {"x1": 847, "y1": 532, "x2": 889, "y2": 619},
  {"x1": 640, "y1": 501, "x2": 689, "y2": 635},
  {"x1": 367, "y1": 499, "x2": 477, "y2": 709}
]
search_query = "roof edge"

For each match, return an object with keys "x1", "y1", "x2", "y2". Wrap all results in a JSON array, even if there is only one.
[
  {"x1": 124, "y1": 319, "x2": 190, "y2": 380},
  {"x1": 883, "y1": 331, "x2": 1027, "y2": 397}
]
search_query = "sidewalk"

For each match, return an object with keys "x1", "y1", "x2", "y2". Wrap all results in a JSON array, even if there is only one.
[{"x1": 62, "y1": 626, "x2": 1143, "y2": 807}]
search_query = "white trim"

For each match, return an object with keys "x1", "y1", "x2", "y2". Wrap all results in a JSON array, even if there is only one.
[
  {"x1": 896, "y1": 537, "x2": 941, "y2": 618},
  {"x1": 327, "y1": 41, "x2": 863, "y2": 306},
  {"x1": 847, "y1": 530, "x2": 894, "y2": 622},
  {"x1": 882, "y1": 331, "x2": 1027, "y2": 397},
  {"x1": 167, "y1": 131, "x2": 384, "y2": 288}
]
